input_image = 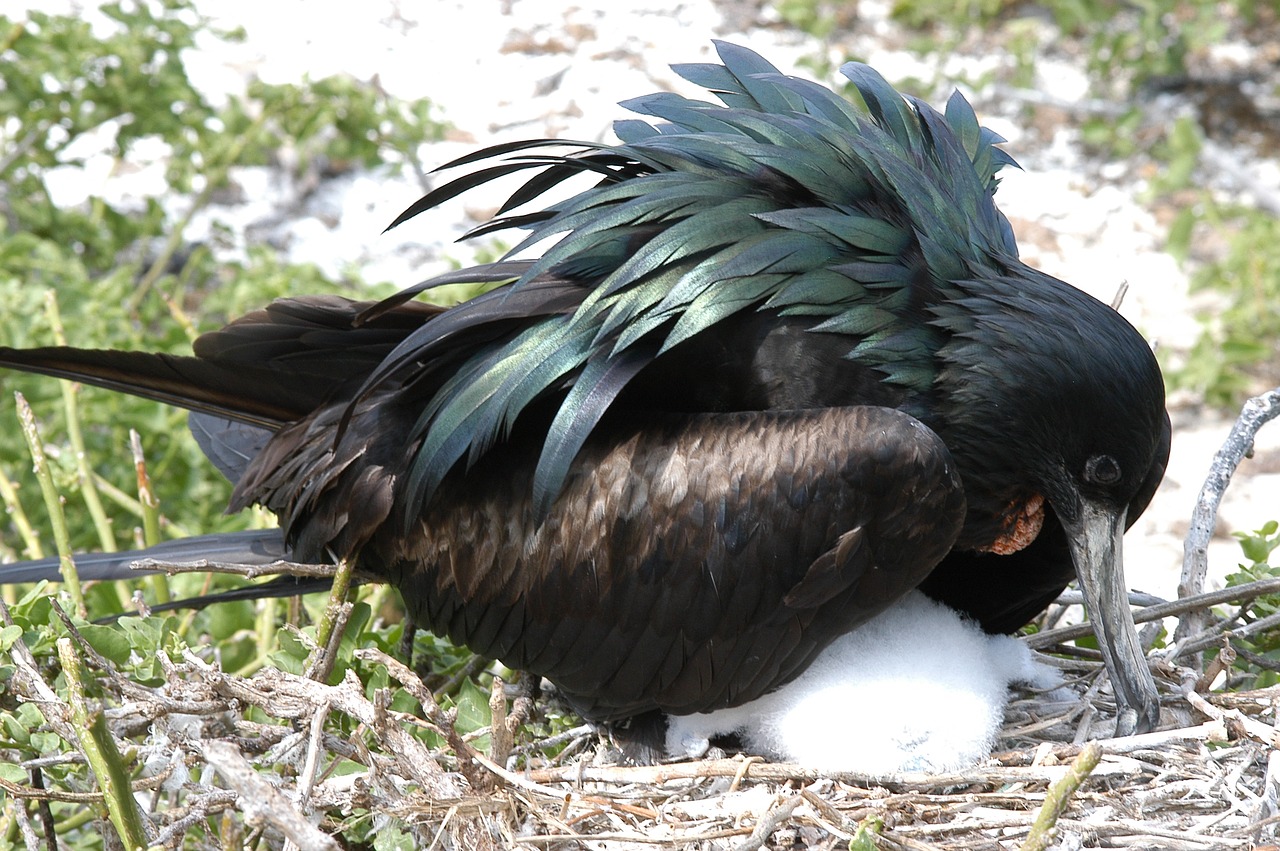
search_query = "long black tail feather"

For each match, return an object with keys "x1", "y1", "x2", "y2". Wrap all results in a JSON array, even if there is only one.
[
  {"x1": 124, "y1": 575, "x2": 335, "y2": 619},
  {"x1": 0, "y1": 528, "x2": 289, "y2": 584},
  {"x1": 0, "y1": 528, "x2": 343, "y2": 618}
]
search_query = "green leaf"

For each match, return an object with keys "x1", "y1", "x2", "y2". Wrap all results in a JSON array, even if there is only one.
[
  {"x1": 3, "y1": 708, "x2": 34, "y2": 746},
  {"x1": 372, "y1": 823, "x2": 418, "y2": 851},
  {"x1": 849, "y1": 815, "x2": 884, "y2": 851},
  {"x1": 273, "y1": 628, "x2": 310, "y2": 673},
  {"x1": 0, "y1": 762, "x2": 28, "y2": 784},
  {"x1": 0, "y1": 624, "x2": 23, "y2": 652},
  {"x1": 450, "y1": 678, "x2": 493, "y2": 751},
  {"x1": 78, "y1": 624, "x2": 133, "y2": 665}
]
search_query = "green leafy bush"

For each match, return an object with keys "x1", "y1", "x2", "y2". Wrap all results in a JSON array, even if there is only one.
[
  {"x1": 0, "y1": 8, "x2": 467, "y2": 840},
  {"x1": 1171, "y1": 209, "x2": 1280, "y2": 407},
  {"x1": 0, "y1": 0, "x2": 445, "y2": 562},
  {"x1": 1223, "y1": 521, "x2": 1280, "y2": 688}
]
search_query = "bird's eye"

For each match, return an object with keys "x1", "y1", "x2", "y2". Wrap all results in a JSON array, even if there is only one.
[{"x1": 1084, "y1": 454, "x2": 1122, "y2": 486}]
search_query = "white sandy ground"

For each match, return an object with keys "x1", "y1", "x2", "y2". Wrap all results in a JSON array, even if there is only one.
[{"x1": 11, "y1": 2, "x2": 1280, "y2": 633}]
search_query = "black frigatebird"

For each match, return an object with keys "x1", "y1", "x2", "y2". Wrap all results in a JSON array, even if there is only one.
[{"x1": 0, "y1": 42, "x2": 1170, "y2": 740}]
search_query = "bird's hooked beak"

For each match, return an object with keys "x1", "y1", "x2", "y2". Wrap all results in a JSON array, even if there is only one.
[{"x1": 1064, "y1": 499, "x2": 1159, "y2": 736}]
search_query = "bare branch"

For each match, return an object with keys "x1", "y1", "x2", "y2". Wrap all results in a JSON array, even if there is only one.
[{"x1": 1175, "y1": 389, "x2": 1280, "y2": 649}]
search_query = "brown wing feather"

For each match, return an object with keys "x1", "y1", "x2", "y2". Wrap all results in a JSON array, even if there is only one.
[{"x1": 246, "y1": 400, "x2": 965, "y2": 720}]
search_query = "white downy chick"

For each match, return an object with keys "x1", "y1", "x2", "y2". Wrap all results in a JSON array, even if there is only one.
[{"x1": 666, "y1": 591, "x2": 1059, "y2": 773}]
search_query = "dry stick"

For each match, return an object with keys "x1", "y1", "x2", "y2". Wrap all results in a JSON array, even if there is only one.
[
  {"x1": 150, "y1": 791, "x2": 240, "y2": 848},
  {"x1": 1195, "y1": 639, "x2": 1238, "y2": 692},
  {"x1": 354, "y1": 647, "x2": 493, "y2": 792},
  {"x1": 489, "y1": 674, "x2": 513, "y2": 767},
  {"x1": 1019, "y1": 741, "x2": 1102, "y2": 851},
  {"x1": 1020, "y1": 819, "x2": 1239, "y2": 850},
  {"x1": 1053, "y1": 589, "x2": 1168, "y2": 608},
  {"x1": 800, "y1": 787, "x2": 852, "y2": 837},
  {"x1": 1000, "y1": 720, "x2": 1230, "y2": 762},
  {"x1": 732, "y1": 792, "x2": 805, "y2": 851},
  {"x1": 470, "y1": 750, "x2": 607, "y2": 804},
  {"x1": 1024, "y1": 577, "x2": 1280, "y2": 649},
  {"x1": 0, "y1": 776, "x2": 107, "y2": 803},
  {"x1": 511, "y1": 724, "x2": 594, "y2": 760},
  {"x1": 467, "y1": 749, "x2": 676, "y2": 829},
  {"x1": 195, "y1": 658, "x2": 501, "y2": 851},
  {"x1": 1184, "y1": 688, "x2": 1280, "y2": 748},
  {"x1": 1232, "y1": 645, "x2": 1280, "y2": 673},
  {"x1": 0, "y1": 597, "x2": 97, "y2": 851},
  {"x1": 0, "y1": 602, "x2": 80, "y2": 747},
  {"x1": 130, "y1": 557, "x2": 344, "y2": 579},
  {"x1": 515, "y1": 827, "x2": 754, "y2": 846},
  {"x1": 1174, "y1": 388, "x2": 1280, "y2": 651},
  {"x1": 1169, "y1": 608, "x2": 1280, "y2": 661},
  {"x1": 1253, "y1": 749, "x2": 1280, "y2": 841},
  {"x1": 525, "y1": 754, "x2": 1137, "y2": 791},
  {"x1": 45, "y1": 597, "x2": 189, "y2": 711},
  {"x1": 189, "y1": 656, "x2": 464, "y2": 796},
  {"x1": 11, "y1": 791, "x2": 43, "y2": 851},
  {"x1": 201, "y1": 739, "x2": 341, "y2": 851},
  {"x1": 295, "y1": 700, "x2": 331, "y2": 810}
]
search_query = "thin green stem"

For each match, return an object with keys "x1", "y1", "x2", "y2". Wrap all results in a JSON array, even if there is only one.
[
  {"x1": 44, "y1": 291, "x2": 117, "y2": 553},
  {"x1": 89, "y1": 473, "x2": 193, "y2": 539},
  {"x1": 15, "y1": 392, "x2": 83, "y2": 618},
  {"x1": 1020, "y1": 742, "x2": 1102, "y2": 851},
  {"x1": 0, "y1": 464, "x2": 43, "y2": 561},
  {"x1": 129, "y1": 431, "x2": 169, "y2": 605},
  {"x1": 314, "y1": 556, "x2": 355, "y2": 653},
  {"x1": 56, "y1": 637, "x2": 153, "y2": 850}
]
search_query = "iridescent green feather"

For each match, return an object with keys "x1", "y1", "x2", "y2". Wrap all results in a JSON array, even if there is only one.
[{"x1": 379, "y1": 40, "x2": 1022, "y2": 517}]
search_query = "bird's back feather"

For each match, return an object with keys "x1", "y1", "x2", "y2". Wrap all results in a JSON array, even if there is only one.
[{"x1": 376, "y1": 41, "x2": 1023, "y2": 518}]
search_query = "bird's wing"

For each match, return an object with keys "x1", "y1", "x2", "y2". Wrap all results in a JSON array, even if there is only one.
[{"x1": 371, "y1": 404, "x2": 966, "y2": 720}]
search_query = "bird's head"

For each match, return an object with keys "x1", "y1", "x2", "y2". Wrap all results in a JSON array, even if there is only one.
[{"x1": 935, "y1": 263, "x2": 1170, "y2": 734}]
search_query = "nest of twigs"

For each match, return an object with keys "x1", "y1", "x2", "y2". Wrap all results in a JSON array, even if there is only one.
[
  {"x1": 4, "y1": 605, "x2": 1280, "y2": 850},
  {"x1": 2, "y1": 393, "x2": 1278, "y2": 850}
]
